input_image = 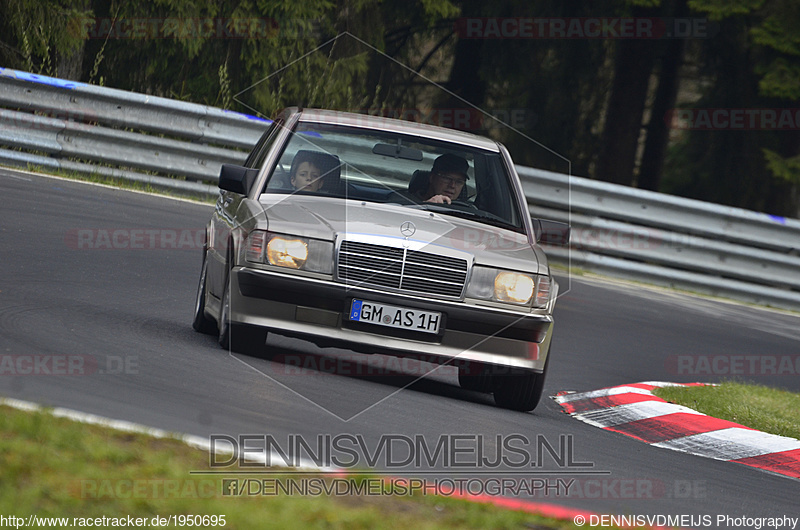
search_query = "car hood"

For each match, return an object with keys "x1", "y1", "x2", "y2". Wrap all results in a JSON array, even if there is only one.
[{"x1": 258, "y1": 195, "x2": 544, "y2": 274}]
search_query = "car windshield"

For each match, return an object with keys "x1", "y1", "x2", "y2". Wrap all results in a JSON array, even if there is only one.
[{"x1": 260, "y1": 121, "x2": 524, "y2": 231}]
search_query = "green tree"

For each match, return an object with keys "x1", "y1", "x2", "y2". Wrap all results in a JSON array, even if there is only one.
[
  {"x1": 437, "y1": 0, "x2": 612, "y2": 176},
  {"x1": 751, "y1": 0, "x2": 800, "y2": 202},
  {"x1": 0, "y1": 0, "x2": 90, "y2": 78},
  {"x1": 74, "y1": 0, "x2": 460, "y2": 116},
  {"x1": 0, "y1": 0, "x2": 459, "y2": 114},
  {"x1": 660, "y1": 0, "x2": 799, "y2": 216}
]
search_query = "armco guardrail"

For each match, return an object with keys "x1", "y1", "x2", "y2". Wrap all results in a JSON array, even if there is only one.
[
  {"x1": 0, "y1": 67, "x2": 268, "y2": 194},
  {"x1": 1, "y1": 68, "x2": 799, "y2": 311},
  {"x1": 519, "y1": 167, "x2": 800, "y2": 311}
]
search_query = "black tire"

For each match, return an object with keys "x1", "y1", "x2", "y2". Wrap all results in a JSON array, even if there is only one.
[
  {"x1": 218, "y1": 270, "x2": 268, "y2": 356},
  {"x1": 192, "y1": 253, "x2": 217, "y2": 334},
  {"x1": 457, "y1": 362, "x2": 494, "y2": 393},
  {"x1": 492, "y1": 356, "x2": 550, "y2": 412}
]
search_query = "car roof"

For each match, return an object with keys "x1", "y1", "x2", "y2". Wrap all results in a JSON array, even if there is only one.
[{"x1": 285, "y1": 107, "x2": 502, "y2": 152}]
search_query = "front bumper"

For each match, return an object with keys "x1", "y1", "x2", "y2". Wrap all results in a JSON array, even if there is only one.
[{"x1": 231, "y1": 267, "x2": 554, "y2": 371}]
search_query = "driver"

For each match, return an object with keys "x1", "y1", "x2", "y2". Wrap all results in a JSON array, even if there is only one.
[{"x1": 416, "y1": 153, "x2": 469, "y2": 204}]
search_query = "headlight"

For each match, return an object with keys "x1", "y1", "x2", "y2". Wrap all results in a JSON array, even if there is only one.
[
  {"x1": 467, "y1": 266, "x2": 551, "y2": 308},
  {"x1": 246, "y1": 231, "x2": 333, "y2": 274},
  {"x1": 267, "y1": 237, "x2": 308, "y2": 268},
  {"x1": 495, "y1": 272, "x2": 534, "y2": 304}
]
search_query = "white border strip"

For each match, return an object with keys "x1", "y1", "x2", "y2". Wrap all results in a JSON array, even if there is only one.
[{"x1": 0, "y1": 396, "x2": 338, "y2": 473}]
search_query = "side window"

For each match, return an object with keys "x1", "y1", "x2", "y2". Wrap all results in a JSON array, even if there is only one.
[
  {"x1": 245, "y1": 119, "x2": 282, "y2": 169},
  {"x1": 473, "y1": 154, "x2": 522, "y2": 230}
]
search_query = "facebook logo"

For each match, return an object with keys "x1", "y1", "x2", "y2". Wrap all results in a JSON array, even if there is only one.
[{"x1": 222, "y1": 479, "x2": 239, "y2": 496}]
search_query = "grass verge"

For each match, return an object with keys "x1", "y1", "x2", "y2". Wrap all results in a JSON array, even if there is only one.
[
  {"x1": 652, "y1": 382, "x2": 800, "y2": 440},
  {"x1": 0, "y1": 403, "x2": 589, "y2": 529}
]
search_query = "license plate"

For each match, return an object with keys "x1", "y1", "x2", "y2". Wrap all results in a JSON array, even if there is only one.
[{"x1": 349, "y1": 299, "x2": 442, "y2": 334}]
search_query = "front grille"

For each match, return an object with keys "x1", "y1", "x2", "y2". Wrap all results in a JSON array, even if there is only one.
[{"x1": 338, "y1": 240, "x2": 468, "y2": 298}]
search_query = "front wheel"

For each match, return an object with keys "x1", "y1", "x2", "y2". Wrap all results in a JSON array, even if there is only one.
[{"x1": 492, "y1": 355, "x2": 550, "y2": 412}]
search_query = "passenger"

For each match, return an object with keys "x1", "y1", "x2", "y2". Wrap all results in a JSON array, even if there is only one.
[
  {"x1": 415, "y1": 153, "x2": 469, "y2": 204},
  {"x1": 290, "y1": 152, "x2": 323, "y2": 192}
]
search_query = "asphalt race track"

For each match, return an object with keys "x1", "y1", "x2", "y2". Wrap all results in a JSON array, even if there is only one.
[{"x1": 1, "y1": 168, "x2": 798, "y2": 528}]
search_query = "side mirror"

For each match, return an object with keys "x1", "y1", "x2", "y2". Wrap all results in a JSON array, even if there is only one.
[
  {"x1": 532, "y1": 218, "x2": 571, "y2": 246},
  {"x1": 219, "y1": 164, "x2": 259, "y2": 195}
]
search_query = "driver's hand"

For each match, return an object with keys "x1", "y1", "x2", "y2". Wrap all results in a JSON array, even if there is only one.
[{"x1": 425, "y1": 194, "x2": 451, "y2": 204}]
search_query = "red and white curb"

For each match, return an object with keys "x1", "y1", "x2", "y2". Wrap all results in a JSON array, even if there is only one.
[{"x1": 553, "y1": 382, "x2": 800, "y2": 481}]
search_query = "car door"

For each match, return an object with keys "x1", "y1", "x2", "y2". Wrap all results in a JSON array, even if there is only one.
[{"x1": 207, "y1": 120, "x2": 281, "y2": 299}]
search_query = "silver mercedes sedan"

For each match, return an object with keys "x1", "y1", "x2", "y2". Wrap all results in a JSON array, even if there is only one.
[{"x1": 192, "y1": 107, "x2": 569, "y2": 411}]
